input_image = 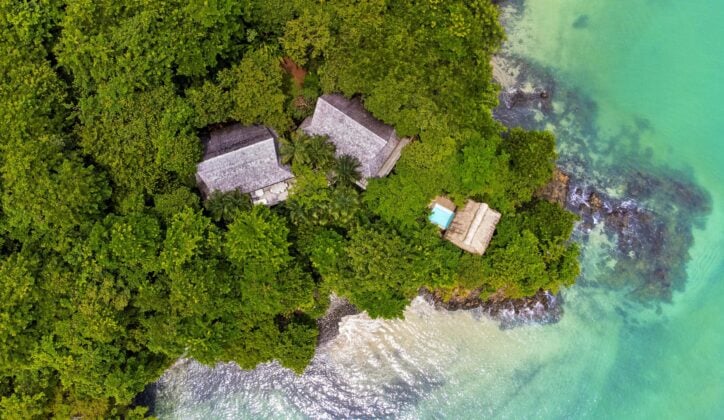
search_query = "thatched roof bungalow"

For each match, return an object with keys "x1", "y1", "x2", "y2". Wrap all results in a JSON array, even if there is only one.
[
  {"x1": 301, "y1": 94, "x2": 409, "y2": 187},
  {"x1": 196, "y1": 124, "x2": 294, "y2": 206},
  {"x1": 444, "y1": 200, "x2": 501, "y2": 255}
]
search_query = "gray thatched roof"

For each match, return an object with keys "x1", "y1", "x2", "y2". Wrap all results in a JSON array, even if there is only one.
[
  {"x1": 302, "y1": 94, "x2": 404, "y2": 180},
  {"x1": 444, "y1": 200, "x2": 501, "y2": 255},
  {"x1": 196, "y1": 124, "x2": 293, "y2": 196}
]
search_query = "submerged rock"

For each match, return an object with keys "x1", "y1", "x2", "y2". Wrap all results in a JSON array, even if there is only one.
[{"x1": 563, "y1": 172, "x2": 709, "y2": 302}]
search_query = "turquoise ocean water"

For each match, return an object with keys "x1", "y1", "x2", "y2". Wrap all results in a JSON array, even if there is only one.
[{"x1": 153, "y1": 1, "x2": 723, "y2": 418}]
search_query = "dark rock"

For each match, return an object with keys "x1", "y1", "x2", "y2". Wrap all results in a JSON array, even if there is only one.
[
  {"x1": 536, "y1": 168, "x2": 570, "y2": 206},
  {"x1": 588, "y1": 191, "x2": 603, "y2": 211},
  {"x1": 419, "y1": 288, "x2": 563, "y2": 328},
  {"x1": 131, "y1": 382, "x2": 157, "y2": 414},
  {"x1": 316, "y1": 295, "x2": 360, "y2": 346},
  {"x1": 560, "y1": 172, "x2": 710, "y2": 302},
  {"x1": 572, "y1": 15, "x2": 590, "y2": 29}
]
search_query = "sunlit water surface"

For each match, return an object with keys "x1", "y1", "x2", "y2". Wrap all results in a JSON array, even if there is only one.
[{"x1": 153, "y1": 1, "x2": 724, "y2": 418}]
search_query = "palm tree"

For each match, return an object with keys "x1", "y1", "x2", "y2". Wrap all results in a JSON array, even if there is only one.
[
  {"x1": 305, "y1": 134, "x2": 336, "y2": 170},
  {"x1": 204, "y1": 190, "x2": 251, "y2": 225},
  {"x1": 328, "y1": 186, "x2": 360, "y2": 226},
  {"x1": 279, "y1": 131, "x2": 309, "y2": 166},
  {"x1": 332, "y1": 154, "x2": 362, "y2": 187},
  {"x1": 279, "y1": 132, "x2": 335, "y2": 171}
]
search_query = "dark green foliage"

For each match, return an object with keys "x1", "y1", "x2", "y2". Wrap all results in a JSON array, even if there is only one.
[
  {"x1": 286, "y1": 169, "x2": 361, "y2": 230},
  {"x1": 459, "y1": 131, "x2": 512, "y2": 210},
  {"x1": 0, "y1": 254, "x2": 40, "y2": 375},
  {"x1": 279, "y1": 132, "x2": 308, "y2": 166},
  {"x1": 0, "y1": 0, "x2": 578, "y2": 417},
  {"x1": 519, "y1": 200, "x2": 579, "y2": 247},
  {"x1": 154, "y1": 186, "x2": 202, "y2": 222},
  {"x1": 186, "y1": 46, "x2": 292, "y2": 129},
  {"x1": 339, "y1": 224, "x2": 459, "y2": 318},
  {"x1": 464, "y1": 201, "x2": 581, "y2": 298},
  {"x1": 282, "y1": 0, "x2": 505, "y2": 135},
  {"x1": 501, "y1": 128, "x2": 557, "y2": 207},
  {"x1": 186, "y1": 80, "x2": 235, "y2": 128},
  {"x1": 301, "y1": 134, "x2": 337, "y2": 171},
  {"x1": 56, "y1": 0, "x2": 245, "y2": 95},
  {"x1": 1, "y1": 137, "x2": 111, "y2": 252},
  {"x1": 204, "y1": 190, "x2": 252, "y2": 225},
  {"x1": 280, "y1": 132, "x2": 336, "y2": 170},
  {"x1": 226, "y1": 206, "x2": 291, "y2": 277},
  {"x1": 303, "y1": 229, "x2": 348, "y2": 284},
  {"x1": 219, "y1": 46, "x2": 292, "y2": 129},
  {"x1": 331, "y1": 154, "x2": 363, "y2": 187},
  {"x1": 364, "y1": 134, "x2": 461, "y2": 228},
  {"x1": 77, "y1": 85, "x2": 201, "y2": 203}
]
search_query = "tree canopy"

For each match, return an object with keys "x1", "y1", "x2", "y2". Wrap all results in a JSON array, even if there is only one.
[{"x1": 0, "y1": 1, "x2": 578, "y2": 417}]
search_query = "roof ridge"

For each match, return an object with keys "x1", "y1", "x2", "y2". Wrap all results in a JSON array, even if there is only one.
[{"x1": 200, "y1": 137, "x2": 276, "y2": 167}]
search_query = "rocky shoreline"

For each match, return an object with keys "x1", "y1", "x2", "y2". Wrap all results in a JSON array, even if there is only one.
[
  {"x1": 420, "y1": 288, "x2": 563, "y2": 328},
  {"x1": 490, "y1": 2, "x2": 710, "y2": 304},
  {"x1": 315, "y1": 287, "x2": 564, "y2": 339}
]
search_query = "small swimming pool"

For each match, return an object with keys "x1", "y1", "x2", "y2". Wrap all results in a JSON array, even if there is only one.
[{"x1": 429, "y1": 204, "x2": 455, "y2": 229}]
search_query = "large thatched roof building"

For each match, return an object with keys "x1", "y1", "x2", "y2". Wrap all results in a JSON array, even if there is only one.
[
  {"x1": 301, "y1": 94, "x2": 409, "y2": 187},
  {"x1": 444, "y1": 200, "x2": 501, "y2": 255},
  {"x1": 196, "y1": 124, "x2": 294, "y2": 205}
]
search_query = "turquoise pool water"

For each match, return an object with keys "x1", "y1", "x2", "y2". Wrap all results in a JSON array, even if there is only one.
[
  {"x1": 429, "y1": 204, "x2": 455, "y2": 230},
  {"x1": 153, "y1": 1, "x2": 724, "y2": 418}
]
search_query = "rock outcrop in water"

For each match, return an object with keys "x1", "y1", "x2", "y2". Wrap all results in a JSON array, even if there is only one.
[
  {"x1": 421, "y1": 288, "x2": 563, "y2": 329},
  {"x1": 566, "y1": 171, "x2": 710, "y2": 302}
]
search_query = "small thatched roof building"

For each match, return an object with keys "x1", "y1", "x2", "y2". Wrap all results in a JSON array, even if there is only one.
[
  {"x1": 196, "y1": 124, "x2": 294, "y2": 205},
  {"x1": 444, "y1": 200, "x2": 501, "y2": 255},
  {"x1": 301, "y1": 94, "x2": 409, "y2": 187}
]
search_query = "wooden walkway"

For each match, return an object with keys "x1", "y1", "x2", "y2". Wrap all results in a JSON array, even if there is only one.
[{"x1": 376, "y1": 137, "x2": 411, "y2": 177}]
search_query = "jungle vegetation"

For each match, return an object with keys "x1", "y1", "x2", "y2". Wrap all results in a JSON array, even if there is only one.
[{"x1": 0, "y1": 0, "x2": 579, "y2": 417}]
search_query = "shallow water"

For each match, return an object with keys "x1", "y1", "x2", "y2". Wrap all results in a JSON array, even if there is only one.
[{"x1": 153, "y1": 1, "x2": 724, "y2": 418}]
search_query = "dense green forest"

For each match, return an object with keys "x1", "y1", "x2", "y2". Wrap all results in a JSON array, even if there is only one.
[{"x1": 0, "y1": 0, "x2": 579, "y2": 417}]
